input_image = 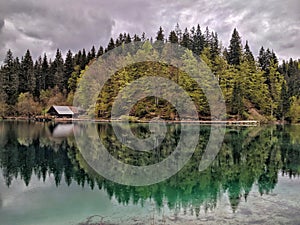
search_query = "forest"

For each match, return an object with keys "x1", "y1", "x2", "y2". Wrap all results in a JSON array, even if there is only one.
[{"x1": 0, "y1": 24, "x2": 300, "y2": 122}]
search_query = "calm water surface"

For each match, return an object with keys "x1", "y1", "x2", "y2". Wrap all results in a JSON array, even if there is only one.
[{"x1": 0, "y1": 121, "x2": 300, "y2": 225}]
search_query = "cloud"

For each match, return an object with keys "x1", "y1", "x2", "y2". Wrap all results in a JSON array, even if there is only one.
[
  {"x1": 0, "y1": 0, "x2": 299, "y2": 62},
  {"x1": 0, "y1": 19, "x2": 4, "y2": 31},
  {"x1": 0, "y1": 0, "x2": 115, "y2": 60}
]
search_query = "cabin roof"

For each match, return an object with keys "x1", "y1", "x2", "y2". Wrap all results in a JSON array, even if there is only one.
[{"x1": 49, "y1": 106, "x2": 74, "y2": 115}]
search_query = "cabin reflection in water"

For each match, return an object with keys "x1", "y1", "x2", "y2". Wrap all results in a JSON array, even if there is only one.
[{"x1": 48, "y1": 123, "x2": 74, "y2": 138}]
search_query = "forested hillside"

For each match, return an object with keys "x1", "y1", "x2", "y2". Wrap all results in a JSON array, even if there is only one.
[{"x1": 0, "y1": 25, "x2": 299, "y2": 122}]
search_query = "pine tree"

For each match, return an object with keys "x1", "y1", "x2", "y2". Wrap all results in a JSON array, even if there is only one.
[
  {"x1": 133, "y1": 34, "x2": 141, "y2": 42},
  {"x1": 156, "y1": 26, "x2": 164, "y2": 42},
  {"x1": 279, "y1": 60, "x2": 287, "y2": 75},
  {"x1": 90, "y1": 46, "x2": 96, "y2": 58},
  {"x1": 285, "y1": 59, "x2": 300, "y2": 98},
  {"x1": 33, "y1": 57, "x2": 42, "y2": 98},
  {"x1": 74, "y1": 50, "x2": 82, "y2": 66},
  {"x1": 168, "y1": 31, "x2": 178, "y2": 43},
  {"x1": 210, "y1": 32, "x2": 219, "y2": 61},
  {"x1": 19, "y1": 50, "x2": 35, "y2": 94},
  {"x1": 141, "y1": 32, "x2": 146, "y2": 41},
  {"x1": 12, "y1": 57, "x2": 21, "y2": 100},
  {"x1": 280, "y1": 81, "x2": 290, "y2": 121},
  {"x1": 223, "y1": 48, "x2": 229, "y2": 62},
  {"x1": 204, "y1": 27, "x2": 211, "y2": 48},
  {"x1": 97, "y1": 46, "x2": 104, "y2": 57},
  {"x1": 258, "y1": 47, "x2": 276, "y2": 73},
  {"x1": 107, "y1": 38, "x2": 115, "y2": 51},
  {"x1": 52, "y1": 49, "x2": 65, "y2": 92},
  {"x1": 81, "y1": 48, "x2": 87, "y2": 69},
  {"x1": 3, "y1": 50, "x2": 19, "y2": 105},
  {"x1": 181, "y1": 28, "x2": 191, "y2": 49},
  {"x1": 41, "y1": 54, "x2": 50, "y2": 90},
  {"x1": 68, "y1": 65, "x2": 81, "y2": 93},
  {"x1": 64, "y1": 50, "x2": 74, "y2": 92},
  {"x1": 175, "y1": 23, "x2": 182, "y2": 42},
  {"x1": 231, "y1": 81, "x2": 244, "y2": 117},
  {"x1": 0, "y1": 68, "x2": 8, "y2": 115},
  {"x1": 115, "y1": 33, "x2": 123, "y2": 47},
  {"x1": 192, "y1": 24, "x2": 204, "y2": 55},
  {"x1": 125, "y1": 33, "x2": 132, "y2": 44},
  {"x1": 87, "y1": 46, "x2": 96, "y2": 62},
  {"x1": 228, "y1": 28, "x2": 242, "y2": 66},
  {"x1": 271, "y1": 50, "x2": 278, "y2": 65},
  {"x1": 243, "y1": 41, "x2": 254, "y2": 63},
  {"x1": 265, "y1": 59, "x2": 282, "y2": 118},
  {"x1": 258, "y1": 47, "x2": 266, "y2": 70}
]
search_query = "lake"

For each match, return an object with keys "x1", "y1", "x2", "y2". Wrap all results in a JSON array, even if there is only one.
[{"x1": 0, "y1": 121, "x2": 300, "y2": 225}]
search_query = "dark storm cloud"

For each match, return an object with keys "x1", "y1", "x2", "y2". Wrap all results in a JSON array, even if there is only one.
[
  {"x1": 0, "y1": 19, "x2": 4, "y2": 31},
  {"x1": 195, "y1": 0, "x2": 300, "y2": 60},
  {"x1": 0, "y1": 0, "x2": 116, "y2": 60},
  {"x1": 280, "y1": 43, "x2": 295, "y2": 49},
  {"x1": 0, "y1": 0, "x2": 299, "y2": 62}
]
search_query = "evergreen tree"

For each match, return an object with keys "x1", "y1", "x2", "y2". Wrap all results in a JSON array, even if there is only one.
[
  {"x1": 141, "y1": 32, "x2": 146, "y2": 41},
  {"x1": 228, "y1": 28, "x2": 242, "y2": 66},
  {"x1": 81, "y1": 48, "x2": 87, "y2": 69},
  {"x1": 133, "y1": 34, "x2": 141, "y2": 42},
  {"x1": 96, "y1": 46, "x2": 104, "y2": 57},
  {"x1": 204, "y1": 26, "x2": 211, "y2": 48},
  {"x1": 68, "y1": 65, "x2": 81, "y2": 93},
  {"x1": 271, "y1": 50, "x2": 278, "y2": 65},
  {"x1": 90, "y1": 46, "x2": 96, "y2": 58},
  {"x1": 231, "y1": 81, "x2": 244, "y2": 117},
  {"x1": 243, "y1": 41, "x2": 254, "y2": 63},
  {"x1": 192, "y1": 24, "x2": 204, "y2": 55},
  {"x1": 168, "y1": 31, "x2": 178, "y2": 43},
  {"x1": 64, "y1": 50, "x2": 74, "y2": 92},
  {"x1": 87, "y1": 46, "x2": 96, "y2": 62},
  {"x1": 258, "y1": 47, "x2": 277, "y2": 74},
  {"x1": 280, "y1": 81, "x2": 290, "y2": 121},
  {"x1": 268, "y1": 59, "x2": 283, "y2": 118},
  {"x1": 74, "y1": 50, "x2": 82, "y2": 66},
  {"x1": 115, "y1": 33, "x2": 123, "y2": 47},
  {"x1": 210, "y1": 32, "x2": 219, "y2": 61},
  {"x1": 156, "y1": 26, "x2": 164, "y2": 42},
  {"x1": 258, "y1": 47, "x2": 266, "y2": 70},
  {"x1": 107, "y1": 38, "x2": 115, "y2": 51},
  {"x1": 19, "y1": 50, "x2": 35, "y2": 94},
  {"x1": 175, "y1": 23, "x2": 182, "y2": 42},
  {"x1": 223, "y1": 48, "x2": 229, "y2": 62},
  {"x1": 0, "y1": 67, "x2": 8, "y2": 115},
  {"x1": 33, "y1": 57, "x2": 42, "y2": 98},
  {"x1": 12, "y1": 57, "x2": 21, "y2": 101},
  {"x1": 285, "y1": 59, "x2": 300, "y2": 98},
  {"x1": 181, "y1": 28, "x2": 191, "y2": 49},
  {"x1": 41, "y1": 54, "x2": 50, "y2": 90},
  {"x1": 2, "y1": 50, "x2": 19, "y2": 105},
  {"x1": 125, "y1": 33, "x2": 132, "y2": 44},
  {"x1": 52, "y1": 49, "x2": 65, "y2": 92}
]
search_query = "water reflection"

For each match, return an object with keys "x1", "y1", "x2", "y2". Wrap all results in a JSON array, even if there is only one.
[{"x1": 0, "y1": 121, "x2": 299, "y2": 215}]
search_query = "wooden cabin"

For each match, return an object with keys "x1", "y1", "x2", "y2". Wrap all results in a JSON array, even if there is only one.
[{"x1": 47, "y1": 106, "x2": 75, "y2": 118}]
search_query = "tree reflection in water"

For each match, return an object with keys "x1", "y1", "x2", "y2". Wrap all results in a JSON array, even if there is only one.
[{"x1": 0, "y1": 121, "x2": 299, "y2": 214}]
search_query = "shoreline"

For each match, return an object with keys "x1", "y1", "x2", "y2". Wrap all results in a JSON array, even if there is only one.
[{"x1": 0, "y1": 116, "x2": 262, "y2": 126}]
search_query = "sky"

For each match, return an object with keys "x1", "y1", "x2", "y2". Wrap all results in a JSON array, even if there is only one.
[{"x1": 0, "y1": 0, "x2": 299, "y2": 62}]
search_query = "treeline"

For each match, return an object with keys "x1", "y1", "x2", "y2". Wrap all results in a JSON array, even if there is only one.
[{"x1": 0, "y1": 24, "x2": 300, "y2": 122}]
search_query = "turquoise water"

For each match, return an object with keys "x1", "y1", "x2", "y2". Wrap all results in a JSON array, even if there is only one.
[{"x1": 0, "y1": 121, "x2": 300, "y2": 225}]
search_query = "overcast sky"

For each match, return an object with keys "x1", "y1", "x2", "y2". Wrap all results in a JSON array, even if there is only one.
[{"x1": 0, "y1": 0, "x2": 299, "y2": 62}]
